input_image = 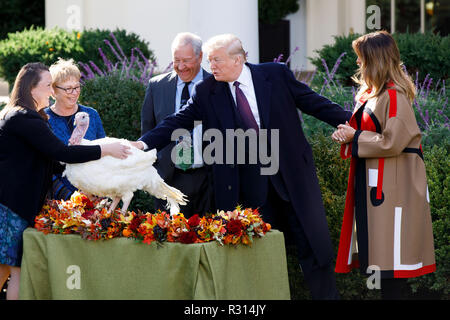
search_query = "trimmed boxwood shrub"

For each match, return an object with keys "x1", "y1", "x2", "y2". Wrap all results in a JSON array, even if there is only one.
[
  {"x1": 77, "y1": 28, "x2": 154, "y2": 142},
  {"x1": 0, "y1": 26, "x2": 153, "y2": 88},
  {"x1": 0, "y1": 27, "x2": 82, "y2": 86},
  {"x1": 79, "y1": 72, "x2": 145, "y2": 142}
]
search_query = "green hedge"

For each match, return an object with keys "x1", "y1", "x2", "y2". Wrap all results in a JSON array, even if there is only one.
[
  {"x1": 0, "y1": 27, "x2": 153, "y2": 88},
  {"x1": 258, "y1": 0, "x2": 299, "y2": 24},
  {"x1": 79, "y1": 72, "x2": 145, "y2": 142},
  {"x1": 310, "y1": 32, "x2": 450, "y2": 86}
]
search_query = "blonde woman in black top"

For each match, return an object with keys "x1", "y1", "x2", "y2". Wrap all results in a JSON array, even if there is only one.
[{"x1": 0, "y1": 62, "x2": 131, "y2": 299}]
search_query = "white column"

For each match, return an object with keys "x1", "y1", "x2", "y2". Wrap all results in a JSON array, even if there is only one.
[
  {"x1": 420, "y1": 0, "x2": 425, "y2": 33},
  {"x1": 391, "y1": 0, "x2": 396, "y2": 33},
  {"x1": 286, "y1": 0, "x2": 307, "y2": 71},
  {"x1": 188, "y1": 0, "x2": 259, "y2": 64},
  {"x1": 306, "y1": 0, "x2": 339, "y2": 69}
]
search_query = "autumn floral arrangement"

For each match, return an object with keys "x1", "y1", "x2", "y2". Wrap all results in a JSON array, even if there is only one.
[{"x1": 34, "y1": 192, "x2": 271, "y2": 246}]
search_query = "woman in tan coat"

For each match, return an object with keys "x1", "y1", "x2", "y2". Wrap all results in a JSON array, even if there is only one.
[{"x1": 332, "y1": 31, "x2": 435, "y2": 299}]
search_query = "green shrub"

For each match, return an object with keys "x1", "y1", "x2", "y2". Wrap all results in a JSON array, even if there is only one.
[
  {"x1": 310, "y1": 32, "x2": 450, "y2": 85},
  {"x1": 409, "y1": 144, "x2": 450, "y2": 298},
  {"x1": 395, "y1": 32, "x2": 450, "y2": 82},
  {"x1": 79, "y1": 72, "x2": 145, "y2": 141},
  {"x1": 0, "y1": 27, "x2": 83, "y2": 86},
  {"x1": 310, "y1": 33, "x2": 360, "y2": 87},
  {"x1": 0, "y1": 26, "x2": 153, "y2": 88},
  {"x1": 258, "y1": 0, "x2": 299, "y2": 24}
]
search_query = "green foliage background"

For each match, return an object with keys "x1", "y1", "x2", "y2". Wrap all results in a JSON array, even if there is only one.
[
  {"x1": 311, "y1": 32, "x2": 450, "y2": 85},
  {"x1": 0, "y1": 27, "x2": 153, "y2": 88}
]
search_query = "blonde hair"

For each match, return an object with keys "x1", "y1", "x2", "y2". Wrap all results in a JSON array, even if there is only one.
[
  {"x1": 203, "y1": 34, "x2": 247, "y2": 62},
  {"x1": 352, "y1": 31, "x2": 416, "y2": 102},
  {"x1": 49, "y1": 58, "x2": 81, "y2": 86}
]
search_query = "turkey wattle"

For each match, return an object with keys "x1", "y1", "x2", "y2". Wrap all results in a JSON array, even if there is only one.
[{"x1": 63, "y1": 112, "x2": 188, "y2": 215}]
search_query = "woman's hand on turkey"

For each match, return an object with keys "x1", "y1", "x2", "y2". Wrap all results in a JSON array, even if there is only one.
[{"x1": 100, "y1": 142, "x2": 132, "y2": 159}]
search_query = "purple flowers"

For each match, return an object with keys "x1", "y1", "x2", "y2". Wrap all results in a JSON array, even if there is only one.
[
  {"x1": 414, "y1": 74, "x2": 449, "y2": 131},
  {"x1": 79, "y1": 32, "x2": 157, "y2": 86},
  {"x1": 298, "y1": 51, "x2": 449, "y2": 133}
]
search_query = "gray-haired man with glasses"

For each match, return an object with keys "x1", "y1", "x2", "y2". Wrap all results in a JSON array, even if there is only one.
[{"x1": 140, "y1": 32, "x2": 213, "y2": 218}]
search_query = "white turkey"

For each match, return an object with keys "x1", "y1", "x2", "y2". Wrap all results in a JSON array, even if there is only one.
[{"x1": 62, "y1": 112, "x2": 188, "y2": 215}]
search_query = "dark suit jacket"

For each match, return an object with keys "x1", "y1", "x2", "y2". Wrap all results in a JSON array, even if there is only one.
[
  {"x1": 139, "y1": 62, "x2": 352, "y2": 266},
  {"x1": 140, "y1": 69, "x2": 211, "y2": 181}
]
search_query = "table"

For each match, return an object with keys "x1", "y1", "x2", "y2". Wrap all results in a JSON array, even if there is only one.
[{"x1": 19, "y1": 228, "x2": 291, "y2": 300}]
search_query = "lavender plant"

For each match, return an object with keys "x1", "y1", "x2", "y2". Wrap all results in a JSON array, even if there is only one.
[
  {"x1": 285, "y1": 50, "x2": 450, "y2": 140},
  {"x1": 79, "y1": 32, "x2": 158, "y2": 86},
  {"x1": 413, "y1": 73, "x2": 449, "y2": 131}
]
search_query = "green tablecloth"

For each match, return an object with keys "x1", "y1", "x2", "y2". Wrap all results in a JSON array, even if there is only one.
[{"x1": 19, "y1": 228, "x2": 290, "y2": 300}]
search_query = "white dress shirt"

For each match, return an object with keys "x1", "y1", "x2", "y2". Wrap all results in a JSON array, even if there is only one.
[
  {"x1": 176, "y1": 70, "x2": 203, "y2": 167},
  {"x1": 139, "y1": 70, "x2": 204, "y2": 168}
]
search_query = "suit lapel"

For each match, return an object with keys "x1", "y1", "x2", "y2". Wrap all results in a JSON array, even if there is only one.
[
  {"x1": 246, "y1": 63, "x2": 271, "y2": 129},
  {"x1": 211, "y1": 81, "x2": 236, "y2": 130},
  {"x1": 202, "y1": 69, "x2": 211, "y2": 80},
  {"x1": 162, "y1": 71, "x2": 178, "y2": 117}
]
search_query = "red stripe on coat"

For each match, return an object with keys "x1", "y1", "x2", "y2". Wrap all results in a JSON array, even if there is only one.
[{"x1": 393, "y1": 264, "x2": 436, "y2": 278}]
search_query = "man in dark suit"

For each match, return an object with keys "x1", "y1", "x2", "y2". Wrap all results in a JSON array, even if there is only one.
[
  {"x1": 141, "y1": 32, "x2": 213, "y2": 218},
  {"x1": 136, "y1": 34, "x2": 351, "y2": 299}
]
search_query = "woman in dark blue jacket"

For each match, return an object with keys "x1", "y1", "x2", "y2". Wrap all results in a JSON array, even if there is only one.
[
  {"x1": 0, "y1": 62, "x2": 130, "y2": 299},
  {"x1": 45, "y1": 58, "x2": 107, "y2": 200}
]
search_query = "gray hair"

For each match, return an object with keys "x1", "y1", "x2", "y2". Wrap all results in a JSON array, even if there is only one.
[
  {"x1": 171, "y1": 32, "x2": 203, "y2": 58},
  {"x1": 202, "y1": 34, "x2": 246, "y2": 62}
]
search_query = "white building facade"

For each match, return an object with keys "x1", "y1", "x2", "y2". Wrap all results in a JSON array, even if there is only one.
[{"x1": 46, "y1": 0, "x2": 366, "y2": 72}]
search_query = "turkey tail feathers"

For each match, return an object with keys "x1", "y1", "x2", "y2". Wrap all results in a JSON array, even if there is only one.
[
  {"x1": 160, "y1": 182, "x2": 188, "y2": 206},
  {"x1": 146, "y1": 181, "x2": 188, "y2": 215}
]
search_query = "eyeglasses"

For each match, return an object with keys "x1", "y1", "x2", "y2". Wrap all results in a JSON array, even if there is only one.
[
  {"x1": 55, "y1": 85, "x2": 81, "y2": 94},
  {"x1": 173, "y1": 58, "x2": 196, "y2": 65}
]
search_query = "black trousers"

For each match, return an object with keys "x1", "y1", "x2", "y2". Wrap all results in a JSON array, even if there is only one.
[
  {"x1": 259, "y1": 182, "x2": 339, "y2": 300},
  {"x1": 381, "y1": 278, "x2": 407, "y2": 300},
  {"x1": 154, "y1": 166, "x2": 213, "y2": 218}
]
